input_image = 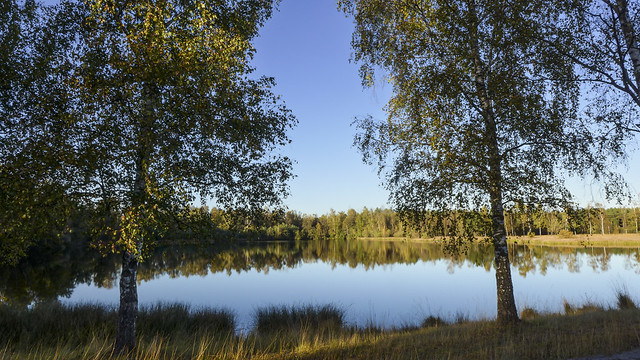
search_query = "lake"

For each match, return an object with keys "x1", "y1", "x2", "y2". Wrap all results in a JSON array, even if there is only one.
[{"x1": 2, "y1": 239, "x2": 639, "y2": 331}]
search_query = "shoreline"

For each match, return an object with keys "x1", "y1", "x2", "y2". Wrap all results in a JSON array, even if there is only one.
[{"x1": 357, "y1": 233, "x2": 640, "y2": 248}]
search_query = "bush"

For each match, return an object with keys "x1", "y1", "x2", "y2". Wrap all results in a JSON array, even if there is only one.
[{"x1": 558, "y1": 230, "x2": 574, "y2": 239}]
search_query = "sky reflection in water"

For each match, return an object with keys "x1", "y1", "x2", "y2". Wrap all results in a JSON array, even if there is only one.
[{"x1": 59, "y1": 244, "x2": 640, "y2": 331}]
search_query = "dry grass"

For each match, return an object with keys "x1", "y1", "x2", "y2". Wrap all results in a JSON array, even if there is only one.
[
  {"x1": 255, "y1": 309, "x2": 640, "y2": 360},
  {"x1": 508, "y1": 233, "x2": 640, "y2": 247},
  {"x1": 3, "y1": 297, "x2": 640, "y2": 360}
]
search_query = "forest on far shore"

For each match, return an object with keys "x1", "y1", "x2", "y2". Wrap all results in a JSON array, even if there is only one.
[
  {"x1": 28, "y1": 204, "x2": 640, "y2": 255},
  {"x1": 203, "y1": 205, "x2": 640, "y2": 242}
]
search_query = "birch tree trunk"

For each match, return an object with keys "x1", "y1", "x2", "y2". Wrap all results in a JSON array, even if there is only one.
[
  {"x1": 114, "y1": 81, "x2": 155, "y2": 353},
  {"x1": 469, "y1": 0, "x2": 519, "y2": 324},
  {"x1": 115, "y1": 250, "x2": 139, "y2": 353}
]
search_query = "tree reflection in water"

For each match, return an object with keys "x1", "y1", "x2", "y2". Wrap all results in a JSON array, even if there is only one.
[{"x1": 1, "y1": 238, "x2": 638, "y2": 307}]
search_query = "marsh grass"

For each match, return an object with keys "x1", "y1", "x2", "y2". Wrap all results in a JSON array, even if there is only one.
[
  {"x1": 0, "y1": 302, "x2": 117, "y2": 346},
  {"x1": 3, "y1": 297, "x2": 640, "y2": 360},
  {"x1": 615, "y1": 289, "x2": 637, "y2": 310},
  {"x1": 420, "y1": 315, "x2": 448, "y2": 328},
  {"x1": 138, "y1": 303, "x2": 235, "y2": 337},
  {"x1": 563, "y1": 299, "x2": 606, "y2": 315},
  {"x1": 253, "y1": 304, "x2": 344, "y2": 335},
  {"x1": 519, "y1": 306, "x2": 539, "y2": 320},
  {"x1": 0, "y1": 302, "x2": 236, "y2": 359}
]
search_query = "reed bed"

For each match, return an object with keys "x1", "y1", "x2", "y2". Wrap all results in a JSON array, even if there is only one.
[{"x1": 2, "y1": 291, "x2": 640, "y2": 360}]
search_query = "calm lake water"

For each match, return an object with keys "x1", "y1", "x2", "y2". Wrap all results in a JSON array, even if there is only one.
[{"x1": 2, "y1": 239, "x2": 640, "y2": 331}]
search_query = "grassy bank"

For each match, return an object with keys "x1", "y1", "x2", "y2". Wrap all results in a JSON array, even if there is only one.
[
  {"x1": 360, "y1": 233, "x2": 640, "y2": 247},
  {"x1": 2, "y1": 295, "x2": 640, "y2": 360},
  {"x1": 508, "y1": 233, "x2": 640, "y2": 247}
]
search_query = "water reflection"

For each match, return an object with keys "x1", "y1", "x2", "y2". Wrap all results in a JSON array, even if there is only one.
[{"x1": 2, "y1": 239, "x2": 639, "y2": 308}]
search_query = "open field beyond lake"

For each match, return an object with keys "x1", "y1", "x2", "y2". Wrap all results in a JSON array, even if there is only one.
[
  {"x1": 359, "y1": 233, "x2": 640, "y2": 248},
  {"x1": 511, "y1": 234, "x2": 640, "y2": 247}
]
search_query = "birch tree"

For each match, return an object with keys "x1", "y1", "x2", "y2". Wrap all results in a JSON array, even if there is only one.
[
  {"x1": 2, "y1": 0, "x2": 295, "y2": 353},
  {"x1": 340, "y1": 0, "x2": 596, "y2": 324}
]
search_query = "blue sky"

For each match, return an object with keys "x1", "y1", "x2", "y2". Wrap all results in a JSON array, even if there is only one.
[
  {"x1": 251, "y1": 0, "x2": 639, "y2": 214},
  {"x1": 250, "y1": 1, "x2": 393, "y2": 214}
]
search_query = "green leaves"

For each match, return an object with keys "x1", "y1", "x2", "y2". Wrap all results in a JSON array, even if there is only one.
[
  {"x1": 0, "y1": 164, "x2": 71, "y2": 266},
  {"x1": 0, "y1": 1, "x2": 78, "y2": 265},
  {"x1": 1, "y1": 0, "x2": 295, "y2": 264},
  {"x1": 345, "y1": 0, "x2": 591, "y2": 218}
]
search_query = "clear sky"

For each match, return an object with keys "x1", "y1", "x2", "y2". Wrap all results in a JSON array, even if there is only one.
[
  {"x1": 250, "y1": 0, "x2": 639, "y2": 214},
  {"x1": 250, "y1": 0, "x2": 393, "y2": 214}
]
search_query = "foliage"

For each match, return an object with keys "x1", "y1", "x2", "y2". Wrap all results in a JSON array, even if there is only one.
[
  {"x1": 58, "y1": 0, "x2": 295, "y2": 257},
  {"x1": 340, "y1": 0, "x2": 595, "y2": 225},
  {"x1": 543, "y1": 0, "x2": 640, "y2": 203},
  {"x1": 337, "y1": 1, "x2": 614, "y2": 322},
  {"x1": 2, "y1": 0, "x2": 295, "y2": 260},
  {"x1": 1, "y1": 0, "x2": 295, "y2": 351},
  {"x1": 206, "y1": 205, "x2": 640, "y2": 245},
  {"x1": 0, "y1": 167, "x2": 70, "y2": 265},
  {"x1": 0, "y1": 1, "x2": 75, "y2": 265}
]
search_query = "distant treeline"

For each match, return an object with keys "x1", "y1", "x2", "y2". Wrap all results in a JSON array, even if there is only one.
[{"x1": 207, "y1": 206, "x2": 640, "y2": 241}]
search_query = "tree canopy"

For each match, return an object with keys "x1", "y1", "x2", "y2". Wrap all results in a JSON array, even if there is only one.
[
  {"x1": 70, "y1": 0, "x2": 295, "y2": 257},
  {"x1": 0, "y1": 0, "x2": 74, "y2": 265},
  {"x1": 342, "y1": 0, "x2": 596, "y2": 215}
]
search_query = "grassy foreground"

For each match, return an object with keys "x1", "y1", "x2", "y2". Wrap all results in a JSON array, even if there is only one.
[{"x1": 2, "y1": 296, "x2": 640, "y2": 360}]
